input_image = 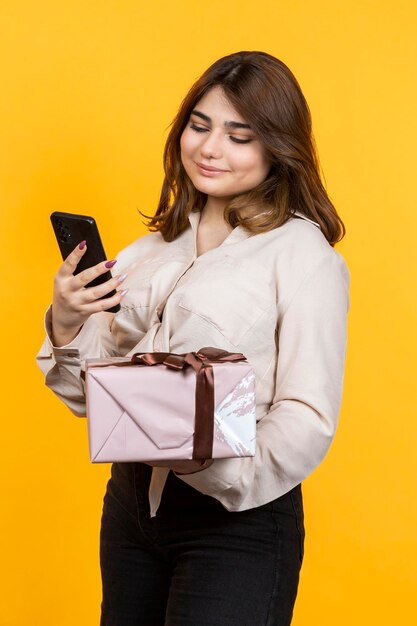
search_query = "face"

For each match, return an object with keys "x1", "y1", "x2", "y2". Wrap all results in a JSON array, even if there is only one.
[{"x1": 180, "y1": 86, "x2": 270, "y2": 202}]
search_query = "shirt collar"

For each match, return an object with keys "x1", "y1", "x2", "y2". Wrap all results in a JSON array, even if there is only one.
[
  {"x1": 293, "y1": 210, "x2": 321, "y2": 228},
  {"x1": 186, "y1": 209, "x2": 320, "y2": 251}
]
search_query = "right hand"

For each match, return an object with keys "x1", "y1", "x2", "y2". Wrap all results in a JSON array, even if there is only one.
[{"x1": 51, "y1": 241, "x2": 128, "y2": 345}]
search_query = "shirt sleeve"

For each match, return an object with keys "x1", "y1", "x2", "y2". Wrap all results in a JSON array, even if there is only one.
[
  {"x1": 35, "y1": 235, "x2": 154, "y2": 417},
  {"x1": 175, "y1": 250, "x2": 350, "y2": 510},
  {"x1": 35, "y1": 304, "x2": 120, "y2": 417}
]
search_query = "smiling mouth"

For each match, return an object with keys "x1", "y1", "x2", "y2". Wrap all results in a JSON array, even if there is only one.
[{"x1": 196, "y1": 162, "x2": 229, "y2": 173}]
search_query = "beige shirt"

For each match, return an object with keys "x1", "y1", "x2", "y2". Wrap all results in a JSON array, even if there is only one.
[{"x1": 36, "y1": 210, "x2": 350, "y2": 516}]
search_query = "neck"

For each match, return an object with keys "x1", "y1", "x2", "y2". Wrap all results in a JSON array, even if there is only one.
[{"x1": 200, "y1": 196, "x2": 231, "y2": 225}]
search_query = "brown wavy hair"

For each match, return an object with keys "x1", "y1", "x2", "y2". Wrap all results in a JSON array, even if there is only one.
[{"x1": 144, "y1": 51, "x2": 345, "y2": 246}]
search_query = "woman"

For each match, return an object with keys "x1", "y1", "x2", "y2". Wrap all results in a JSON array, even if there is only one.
[{"x1": 36, "y1": 51, "x2": 349, "y2": 625}]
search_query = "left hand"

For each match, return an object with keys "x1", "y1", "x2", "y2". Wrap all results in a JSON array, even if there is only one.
[{"x1": 145, "y1": 459, "x2": 214, "y2": 475}]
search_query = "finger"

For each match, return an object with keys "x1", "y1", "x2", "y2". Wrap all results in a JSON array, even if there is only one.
[
  {"x1": 59, "y1": 240, "x2": 88, "y2": 277},
  {"x1": 79, "y1": 272, "x2": 128, "y2": 303},
  {"x1": 79, "y1": 286, "x2": 128, "y2": 316},
  {"x1": 74, "y1": 258, "x2": 118, "y2": 289}
]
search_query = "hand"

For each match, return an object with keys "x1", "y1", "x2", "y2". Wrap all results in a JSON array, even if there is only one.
[
  {"x1": 51, "y1": 241, "x2": 128, "y2": 346},
  {"x1": 145, "y1": 459, "x2": 214, "y2": 475}
]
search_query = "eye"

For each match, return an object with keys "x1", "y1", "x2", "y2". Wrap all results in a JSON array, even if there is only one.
[
  {"x1": 190, "y1": 123, "x2": 209, "y2": 133},
  {"x1": 229, "y1": 136, "x2": 253, "y2": 144}
]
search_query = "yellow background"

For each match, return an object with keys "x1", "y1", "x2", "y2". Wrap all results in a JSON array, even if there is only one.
[{"x1": 1, "y1": 1, "x2": 416, "y2": 624}]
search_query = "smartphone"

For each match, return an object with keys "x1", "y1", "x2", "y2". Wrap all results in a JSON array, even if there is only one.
[{"x1": 50, "y1": 211, "x2": 120, "y2": 314}]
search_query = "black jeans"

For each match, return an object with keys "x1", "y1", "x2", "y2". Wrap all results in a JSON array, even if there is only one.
[{"x1": 99, "y1": 462, "x2": 305, "y2": 626}]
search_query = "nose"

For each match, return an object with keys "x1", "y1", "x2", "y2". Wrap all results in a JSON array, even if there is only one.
[{"x1": 200, "y1": 130, "x2": 223, "y2": 160}]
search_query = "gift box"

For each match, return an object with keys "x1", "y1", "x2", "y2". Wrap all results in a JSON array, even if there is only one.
[{"x1": 84, "y1": 347, "x2": 256, "y2": 463}]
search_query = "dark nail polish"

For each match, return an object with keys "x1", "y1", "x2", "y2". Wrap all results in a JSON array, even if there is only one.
[
  {"x1": 105, "y1": 259, "x2": 117, "y2": 268},
  {"x1": 78, "y1": 240, "x2": 87, "y2": 250}
]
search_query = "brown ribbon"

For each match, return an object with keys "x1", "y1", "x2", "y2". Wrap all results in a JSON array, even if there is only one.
[{"x1": 84, "y1": 347, "x2": 247, "y2": 460}]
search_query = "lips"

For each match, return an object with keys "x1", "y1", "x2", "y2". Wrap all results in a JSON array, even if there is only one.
[{"x1": 196, "y1": 162, "x2": 228, "y2": 173}]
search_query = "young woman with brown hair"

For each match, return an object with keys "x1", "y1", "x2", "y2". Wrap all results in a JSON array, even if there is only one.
[{"x1": 37, "y1": 51, "x2": 349, "y2": 625}]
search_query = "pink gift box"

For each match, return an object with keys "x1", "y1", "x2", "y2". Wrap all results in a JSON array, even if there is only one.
[{"x1": 85, "y1": 348, "x2": 256, "y2": 463}]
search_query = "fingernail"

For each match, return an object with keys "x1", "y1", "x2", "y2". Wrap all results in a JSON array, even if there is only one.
[
  {"x1": 78, "y1": 240, "x2": 86, "y2": 250},
  {"x1": 105, "y1": 259, "x2": 117, "y2": 268},
  {"x1": 120, "y1": 288, "x2": 129, "y2": 298},
  {"x1": 117, "y1": 273, "x2": 128, "y2": 283}
]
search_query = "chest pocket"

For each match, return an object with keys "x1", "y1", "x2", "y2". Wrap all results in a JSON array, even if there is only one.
[{"x1": 177, "y1": 256, "x2": 274, "y2": 346}]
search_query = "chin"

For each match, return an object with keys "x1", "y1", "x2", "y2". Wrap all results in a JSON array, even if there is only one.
[
  {"x1": 197, "y1": 189, "x2": 233, "y2": 201},
  {"x1": 189, "y1": 178, "x2": 231, "y2": 196}
]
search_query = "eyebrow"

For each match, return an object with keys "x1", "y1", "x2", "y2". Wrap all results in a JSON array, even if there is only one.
[{"x1": 191, "y1": 109, "x2": 251, "y2": 130}]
